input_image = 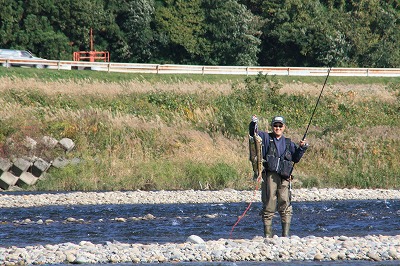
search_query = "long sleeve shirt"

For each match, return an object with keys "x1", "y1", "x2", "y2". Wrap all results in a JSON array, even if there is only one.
[{"x1": 258, "y1": 131, "x2": 305, "y2": 163}]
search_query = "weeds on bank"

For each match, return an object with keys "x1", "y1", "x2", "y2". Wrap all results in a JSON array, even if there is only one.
[
  {"x1": 297, "y1": 126, "x2": 400, "y2": 189},
  {"x1": 0, "y1": 71, "x2": 399, "y2": 190},
  {"x1": 36, "y1": 159, "x2": 242, "y2": 191}
]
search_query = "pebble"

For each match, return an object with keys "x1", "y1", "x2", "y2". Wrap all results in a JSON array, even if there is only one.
[
  {"x1": 0, "y1": 188, "x2": 399, "y2": 265},
  {"x1": 187, "y1": 235, "x2": 205, "y2": 244}
]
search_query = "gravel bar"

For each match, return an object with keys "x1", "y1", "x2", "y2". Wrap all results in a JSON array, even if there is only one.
[
  {"x1": 1, "y1": 188, "x2": 399, "y2": 265},
  {"x1": 1, "y1": 188, "x2": 400, "y2": 208}
]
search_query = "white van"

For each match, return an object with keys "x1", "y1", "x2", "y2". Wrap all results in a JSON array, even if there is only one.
[{"x1": 0, "y1": 49, "x2": 47, "y2": 68}]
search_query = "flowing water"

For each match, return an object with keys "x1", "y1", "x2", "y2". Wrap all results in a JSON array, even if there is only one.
[
  {"x1": 0, "y1": 195, "x2": 399, "y2": 265},
  {"x1": 1, "y1": 199, "x2": 399, "y2": 246}
]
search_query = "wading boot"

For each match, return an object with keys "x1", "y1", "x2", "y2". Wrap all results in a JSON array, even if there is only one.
[
  {"x1": 282, "y1": 222, "x2": 290, "y2": 237},
  {"x1": 263, "y1": 221, "x2": 273, "y2": 238}
]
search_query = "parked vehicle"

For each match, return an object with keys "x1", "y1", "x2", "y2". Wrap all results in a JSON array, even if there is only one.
[{"x1": 0, "y1": 49, "x2": 47, "y2": 68}]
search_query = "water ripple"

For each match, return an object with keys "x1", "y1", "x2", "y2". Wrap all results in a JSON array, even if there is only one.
[{"x1": 0, "y1": 199, "x2": 399, "y2": 247}]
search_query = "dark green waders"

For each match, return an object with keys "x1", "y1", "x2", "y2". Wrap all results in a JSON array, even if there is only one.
[{"x1": 261, "y1": 171, "x2": 292, "y2": 237}]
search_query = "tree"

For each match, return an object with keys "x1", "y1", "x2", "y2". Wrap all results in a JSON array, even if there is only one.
[
  {"x1": 153, "y1": 0, "x2": 207, "y2": 64},
  {"x1": 259, "y1": 0, "x2": 354, "y2": 67},
  {"x1": 0, "y1": 0, "x2": 24, "y2": 46},
  {"x1": 202, "y1": 0, "x2": 262, "y2": 66},
  {"x1": 258, "y1": 0, "x2": 399, "y2": 67},
  {"x1": 52, "y1": 0, "x2": 112, "y2": 52},
  {"x1": 117, "y1": 0, "x2": 155, "y2": 62},
  {"x1": 153, "y1": 0, "x2": 261, "y2": 65},
  {"x1": 341, "y1": 0, "x2": 400, "y2": 67},
  {"x1": 15, "y1": 14, "x2": 70, "y2": 59}
]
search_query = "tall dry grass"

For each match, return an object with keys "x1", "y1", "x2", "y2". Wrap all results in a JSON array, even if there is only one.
[{"x1": 0, "y1": 76, "x2": 233, "y2": 96}]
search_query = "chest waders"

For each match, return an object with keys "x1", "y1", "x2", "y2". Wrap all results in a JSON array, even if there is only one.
[{"x1": 262, "y1": 133, "x2": 293, "y2": 237}]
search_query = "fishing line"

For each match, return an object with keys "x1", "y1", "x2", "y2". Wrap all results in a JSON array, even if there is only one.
[
  {"x1": 302, "y1": 67, "x2": 331, "y2": 141},
  {"x1": 229, "y1": 179, "x2": 261, "y2": 239}
]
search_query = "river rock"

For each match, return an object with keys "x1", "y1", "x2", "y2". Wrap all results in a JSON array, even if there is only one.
[{"x1": 186, "y1": 235, "x2": 205, "y2": 244}]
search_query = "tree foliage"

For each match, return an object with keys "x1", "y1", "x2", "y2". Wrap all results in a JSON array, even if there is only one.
[
  {"x1": 117, "y1": 0, "x2": 155, "y2": 62},
  {"x1": 0, "y1": 0, "x2": 398, "y2": 67},
  {"x1": 257, "y1": 0, "x2": 399, "y2": 67},
  {"x1": 202, "y1": 0, "x2": 262, "y2": 66},
  {"x1": 153, "y1": 0, "x2": 206, "y2": 63}
]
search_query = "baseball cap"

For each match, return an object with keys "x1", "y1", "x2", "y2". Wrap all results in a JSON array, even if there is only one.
[{"x1": 271, "y1": 116, "x2": 286, "y2": 126}]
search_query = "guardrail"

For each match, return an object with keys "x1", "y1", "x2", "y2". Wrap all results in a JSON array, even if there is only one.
[{"x1": 1, "y1": 58, "x2": 400, "y2": 77}]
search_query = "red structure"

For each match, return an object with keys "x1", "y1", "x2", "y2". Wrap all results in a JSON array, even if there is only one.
[{"x1": 73, "y1": 28, "x2": 110, "y2": 62}]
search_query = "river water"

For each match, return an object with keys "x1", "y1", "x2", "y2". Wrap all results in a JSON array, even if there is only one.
[
  {"x1": 0, "y1": 197, "x2": 399, "y2": 265},
  {"x1": 1, "y1": 199, "x2": 399, "y2": 246}
]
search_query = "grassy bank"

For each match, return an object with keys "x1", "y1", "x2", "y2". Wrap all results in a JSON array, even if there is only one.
[{"x1": 1, "y1": 67, "x2": 399, "y2": 191}]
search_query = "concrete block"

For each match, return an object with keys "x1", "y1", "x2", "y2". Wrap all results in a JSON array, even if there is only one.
[
  {"x1": 52, "y1": 157, "x2": 70, "y2": 168},
  {"x1": 22, "y1": 156, "x2": 36, "y2": 163},
  {"x1": 0, "y1": 172, "x2": 19, "y2": 190},
  {"x1": 70, "y1": 158, "x2": 82, "y2": 165},
  {"x1": 10, "y1": 158, "x2": 32, "y2": 176},
  {"x1": 0, "y1": 158, "x2": 13, "y2": 174},
  {"x1": 24, "y1": 136, "x2": 37, "y2": 150},
  {"x1": 41, "y1": 136, "x2": 58, "y2": 149},
  {"x1": 16, "y1": 172, "x2": 38, "y2": 187},
  {"x1": 59, "y1": 138, "x2": 75, "y2": 152},
  {"x1": 31, "y1": 158, "x2": 51, "y2": 177}
]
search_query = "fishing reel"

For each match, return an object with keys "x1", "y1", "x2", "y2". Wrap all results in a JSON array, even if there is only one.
[{"x1": 302, "y1": 143, "x2": 309, "y2": 150}]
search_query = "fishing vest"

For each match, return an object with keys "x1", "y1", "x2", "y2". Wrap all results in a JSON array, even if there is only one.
[{"x1": 265, "y1": 133, "x2": 294, "y2": 179}]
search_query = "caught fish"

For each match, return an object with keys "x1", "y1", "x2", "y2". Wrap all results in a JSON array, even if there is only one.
[{"x1": 249, "y1": 115, "x2": 263, "y2": 182}]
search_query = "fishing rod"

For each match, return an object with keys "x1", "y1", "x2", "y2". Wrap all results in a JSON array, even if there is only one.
[
  {"x1": 289, "y1": 67, "x2": 332, "y2": 197},
  {"x1": 301, "y1": 67, "x2": 331, "y2": 141}
]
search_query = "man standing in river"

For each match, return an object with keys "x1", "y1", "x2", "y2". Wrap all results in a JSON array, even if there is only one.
[{"x1": 249, "y1": 115, "x2": 308, "y2": 237}]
